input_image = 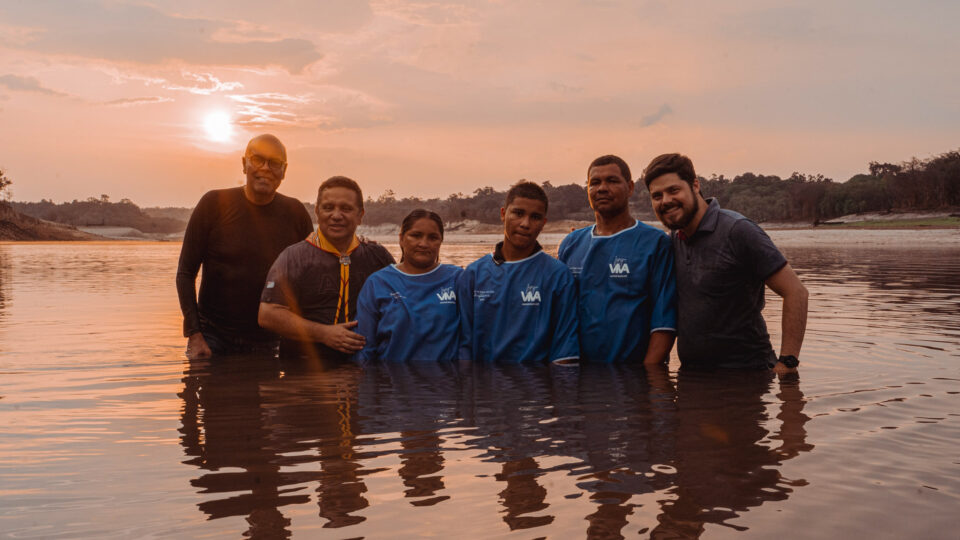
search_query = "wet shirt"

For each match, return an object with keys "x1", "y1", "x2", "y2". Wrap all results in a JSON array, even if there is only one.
[
  {"x1": 673, "y1": 198, "x2": 787, "y2": 368},
  {"x1": 558, "y1": 221, "x2": 677, "y2": 363},
  {"x1": 456, "y1": 245, "x2": 579, "y2": 363},
  {"x1": 354, "y1": 264, "x2": 463, "y2": 362},
  {"x1": 175, "y1": 187, "x2": 314, "y2": 340},
  {"x1": 261, "y1": 239, "x2": 394, "y2": 359}
]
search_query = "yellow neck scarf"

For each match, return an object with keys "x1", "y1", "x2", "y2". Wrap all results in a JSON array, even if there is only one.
[{"x1": 307, "y1": 230, "x2": 360, "y2": 324}]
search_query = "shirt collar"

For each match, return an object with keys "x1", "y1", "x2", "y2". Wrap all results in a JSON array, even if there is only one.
[
  {"x1": 693, "y1": 198, "x2": 721, "y2": 236},
  {"x1": 493, "y1": 240, "x2": 543, "y2": 265}
]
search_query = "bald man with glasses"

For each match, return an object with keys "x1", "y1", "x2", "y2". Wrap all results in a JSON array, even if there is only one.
[{"x1": 176, "y1": 134, "x2": 314, "y2": 358}]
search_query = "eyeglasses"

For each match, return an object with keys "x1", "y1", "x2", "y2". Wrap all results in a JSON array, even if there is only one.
[{"x1": 246, "y1": 153, "x2": 286, "y2": 174}]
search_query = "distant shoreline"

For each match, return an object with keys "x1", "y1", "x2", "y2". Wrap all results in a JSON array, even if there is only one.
[{"x1": 3, "y1": 203, "x2": 958, "y2": 242}]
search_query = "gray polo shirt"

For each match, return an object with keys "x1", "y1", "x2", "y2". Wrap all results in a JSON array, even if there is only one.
[{"x1": 672, "y1": 198, "x2": 787, "y2": 369}]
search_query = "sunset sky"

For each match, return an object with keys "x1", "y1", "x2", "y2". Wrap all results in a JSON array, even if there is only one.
[{"x1": 1, "y1": 1, "x2": 957, "y2": 207}]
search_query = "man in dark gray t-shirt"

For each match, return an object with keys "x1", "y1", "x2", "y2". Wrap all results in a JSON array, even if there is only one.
[{"x1": 641, "y1": 153, "x2": 809, "y2": 373}]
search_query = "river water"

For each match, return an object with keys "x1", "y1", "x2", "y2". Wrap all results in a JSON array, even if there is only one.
[{"x1": 1, "y1": 230, "x2": 959, "y2": 539}]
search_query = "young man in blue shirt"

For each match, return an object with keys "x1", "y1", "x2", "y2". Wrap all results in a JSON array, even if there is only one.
[
  {"x1": 558, "y1": 155, "x2": 677, "y2": 364},
  {"x1": 457, "y1": 182, "x2": 579, "y2": 363}
]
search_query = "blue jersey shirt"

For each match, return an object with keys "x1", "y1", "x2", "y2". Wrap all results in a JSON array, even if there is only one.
[
  {"x1": 355, "y1": 264, "x2": 462, "y2": 362},
  {"x1": 456, "y1": 248, "x2": 579, "y2": 364},
  {"x1": 558, "y1": 221, "x2": 677, "y2": 363}
]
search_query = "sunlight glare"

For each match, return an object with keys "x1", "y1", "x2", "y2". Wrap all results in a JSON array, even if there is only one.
[{"x1": 203, "y1": 111, "x2": 234, "y2": 143}]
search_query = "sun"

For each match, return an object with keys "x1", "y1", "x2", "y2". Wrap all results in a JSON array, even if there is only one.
[{"x1": 203, "y1": 111, "x2": 234, "y2": 143}]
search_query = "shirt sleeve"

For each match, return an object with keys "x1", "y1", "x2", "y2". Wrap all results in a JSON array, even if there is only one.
[
  {"x1": 381, "y1": 245, "x2": 397, "y2": 267},
  {"x1": 260, "y1": 248, "x2": 295, "y2": 308},
  {"x1": 549, "y1": 267, "x2": 580, "y2": 362},
  {"x1": 557, "y1": 232, "x2": 571, "y2": 263},
  {"x1": 175, "y1": 192, "x2": 214, "y2": 337},
  {"x1": 730, "y1": 220, "x2": 788, "y2": 281},
  {"x1": 455, "y1": 267, "x2": 475, "y2": 362},
  {"x1": 354, "y1": 277, "x2": 380, "y2": 363},
  {"x1": 647, "y1": 232, "x2": 678, "y2": 333}
]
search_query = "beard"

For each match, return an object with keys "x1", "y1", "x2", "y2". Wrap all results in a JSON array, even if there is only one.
[{"x1": 658, "y1": 195, "x2": 700, "y2": 230}]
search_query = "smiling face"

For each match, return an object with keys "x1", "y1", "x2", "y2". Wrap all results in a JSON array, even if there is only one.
[
  {"x1": 399, "y1": 217, "x2": 443, "y2": 271},
  {"x1": 587, "y1": 163, "x2": 634, "y2": 218},
  {"x1": 241, "y1": 137, "x2": 287, "y2": 202},
  {"x1": 648, "y1": 172, "x2": 701, "y2": 231},
  {"x1": 315, "y1": 186, "x2": 364, "y2": 247},
  {"x1": 501, "y1": 196, "x2": 547, "y2": 254}
]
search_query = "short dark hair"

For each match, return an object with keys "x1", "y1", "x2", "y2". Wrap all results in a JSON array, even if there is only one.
[
  {"x1": 504, "y1": 181, "x2": 548, "y2": 212},
  {"x1": 642, "y1": 153, "x2": 696, "y2": 187},
  {"x1": 588, "y1": 155, "x2": 632, "y2": 184},
  {"x1": 316, "y1": 176, "x2": 363, "y2": 210},
  {"x1": 400, "y1": 209, "x2": 444, "y2": 239}
]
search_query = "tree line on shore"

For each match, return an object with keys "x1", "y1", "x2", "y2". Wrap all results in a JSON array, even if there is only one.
[
  {"x1": 358, "y1": 148, "x2": 960, "y2": 225},
  {"x1": 4, "y1": 149, "x2": 958, "y2": 231}
]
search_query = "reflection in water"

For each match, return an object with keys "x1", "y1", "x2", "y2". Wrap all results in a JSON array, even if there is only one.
[
  {"x1": 178, "y1": 356, "x2": 299, "y2": 538},
  {"x1": 4, "y1": 240, "x2": 957, "y2": 538},
  {"x1": 177, "y1": 359, "x2": 812, "y2": 537},
  {"x1": 652, "y1": 369, "x2": 811, "y2": 538},
  {"x1": 262, "y1": 361, "x2": 369, "y2": 529},
  {"x1": 0, "y1": 246, "x2": 8, "y2": 313}
]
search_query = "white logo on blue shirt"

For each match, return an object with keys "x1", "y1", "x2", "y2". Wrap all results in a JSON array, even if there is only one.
[
  {"x1": 520, "y1": 285, "x2": 542, "y2": 305},
  {"x1": 475, "y1": 289, "x2": 495, "y2": 302},
  {"x1": 390, "y1": 291, "x2": 406, "y2": 302},
  {"x1": 436, "y1": 287, "x2": 456, "y2": 303},
  {"x1": 609, "y1": 257, "x2": 630, "y2": 278}
]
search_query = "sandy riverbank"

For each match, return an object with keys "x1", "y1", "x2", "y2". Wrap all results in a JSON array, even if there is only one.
[{"x1": 0, "y1": 202, "x2": 101, "y2": 241}]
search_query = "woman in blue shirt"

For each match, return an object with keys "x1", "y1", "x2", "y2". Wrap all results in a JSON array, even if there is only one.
[{"x1": 355, "y1": 209, "x2": 462, "y2": 362}]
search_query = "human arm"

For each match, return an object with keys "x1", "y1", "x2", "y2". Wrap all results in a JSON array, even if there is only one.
[
  {"x1": 643, "y1": 331, "x2": 675, "y2": 365},
  {"x1": 644, "y1": 233, "x2": 677, "y2": 365},
  {"x1": 258, "y1": 246, "x2": 365, "y2": 354},
  {"x1": 353, "y1": 280, "x2": 381, "y2": 362},
  {"x1": 185, "y1": 332, "x2": 212, "y2": 359},
  {"x1": 550, "y1": 268, "x2": 580, "y2": 363},
  {"x1": 176, "y1": 192, "x2": 213, "y2": 343},
  {"x1": 258, "y1": 302, "x2": 365, "y2": 354},
  {"x1": 765, "y1": 263, "x2": 809, "y2": 374},
  {"x1": 455, "y1": 268, "x2": 475, "y2": 361}
]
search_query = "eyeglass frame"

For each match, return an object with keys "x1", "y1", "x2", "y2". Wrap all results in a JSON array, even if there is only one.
[{"x1": 245, "y1": 153, "x2": 287, "y2": 175}]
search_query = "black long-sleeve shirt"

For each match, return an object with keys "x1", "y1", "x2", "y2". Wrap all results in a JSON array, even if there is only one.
[{"x1": 176, "y1": 187, "x2": 314, "y2": 340}]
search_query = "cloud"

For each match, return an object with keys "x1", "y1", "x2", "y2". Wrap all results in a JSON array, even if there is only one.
[
  {"x1": 0, "y1": 2, "x2": 323, "y2": 73},
  {"x1": 229, "y1": 93, "x2": 312, "y2": 127},
  {"x1": 640, "y1": 104, "x2": 673, "y2": 127},
  {"x1": 375, "y1": 0, "x2": 478, "y2": 26},
  {"x1": 160, "y1": 1, "x2": 374, "y2": 34},
  {"x1": 103, "y1": 96, "x2": 174, "y2": 107},
  {"x1": 0, "y1": 74, "x2": 67, "y2": 96},
  {"x1": 161, "y1": 72, "x2": 244, "y2": 95},
  {"x1": 228, "y1": 87, "x2": 392, "y2": 130}
]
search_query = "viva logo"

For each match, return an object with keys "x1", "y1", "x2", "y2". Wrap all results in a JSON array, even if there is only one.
[
  {"x1": 609, "y1": 257, "x2": 630, "y2": 276},
  {"x1": 436, "y1": 288, "x2": 457, "y2": 302},
  {"x1": 521, "y1": 285, "x2": 542, "y2": 304}
]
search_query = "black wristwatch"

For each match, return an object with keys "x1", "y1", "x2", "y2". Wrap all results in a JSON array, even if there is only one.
[{"x1": 772, "y1": 355, "x2": 800, "y2": 369}]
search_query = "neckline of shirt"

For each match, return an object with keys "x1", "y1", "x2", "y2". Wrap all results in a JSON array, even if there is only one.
[
  {"x1": 590, "y1": 219, "x2": 638, "y2": 239},
  {"x1": 500, "y1": 250, "x2": 546, "y2": 265},
  {"x1": 390, "y1": 263, "x2": 444, "y2": 277}
]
